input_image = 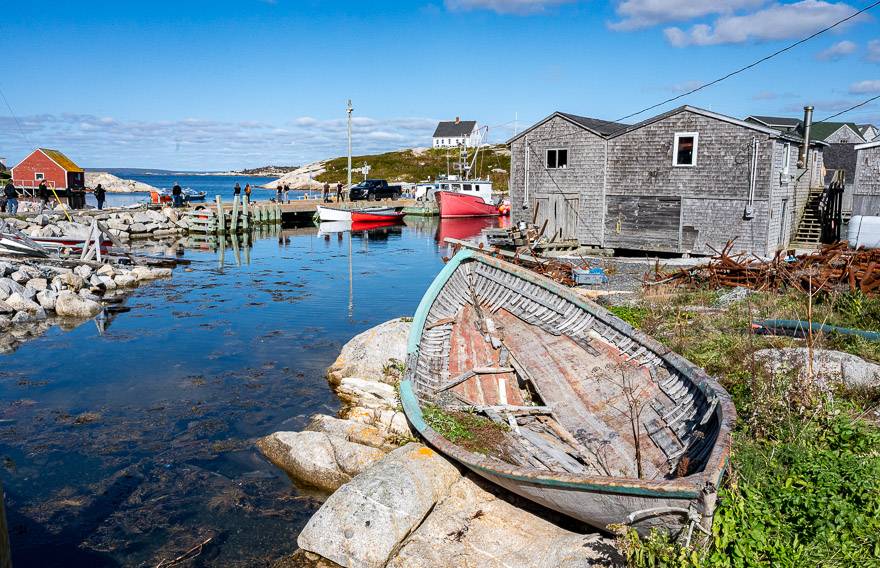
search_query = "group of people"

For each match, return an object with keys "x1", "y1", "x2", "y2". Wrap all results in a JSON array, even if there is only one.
[
  {"x1": 323, "y1": 181, "x2": 346, "y2": 203},
  {"x1": 0, "y1": 180, "x2": 105, "y2": 214},
  {"x1": 275, "y1": 183, "x2": 292, "y2": 203},
  {"x1": 232, "y1": 182, "x2": 254, "y2": 203}
]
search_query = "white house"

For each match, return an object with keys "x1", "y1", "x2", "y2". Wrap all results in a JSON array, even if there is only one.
[{"x1": 432, "y1": 118, "x2": 478, "y2": 148}]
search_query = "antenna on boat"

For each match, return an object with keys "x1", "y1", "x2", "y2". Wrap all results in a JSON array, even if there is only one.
[{"x1": 346, "y1": 100, "x2": 353, "y2": 191}]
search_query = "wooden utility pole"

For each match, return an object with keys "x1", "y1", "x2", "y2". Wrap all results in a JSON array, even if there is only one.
[{"x1": 347, "y1": 100, "x2": 353, "y2": 192}]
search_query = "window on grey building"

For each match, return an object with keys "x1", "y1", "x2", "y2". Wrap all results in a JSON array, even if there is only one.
[
  {"x1": 547, "y1": 149, "x2": 568, "y2": 169},
  {"x1": 673, "y1": 133, "x2": 698, "y2": 166},
  {"x1": 782, "y1": 142, "x2": 791, "y2": 174}
]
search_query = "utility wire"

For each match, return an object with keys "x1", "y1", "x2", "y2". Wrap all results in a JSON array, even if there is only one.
[
  {"x1": 815, "y1": 94, "x2": 880, "y2": 124},
  {"x1": 613, "y1": 0, "x2": 880, "y2": 124},
  {"x1": 0, "y1": 82, "x2": 32, "y2": 147}
]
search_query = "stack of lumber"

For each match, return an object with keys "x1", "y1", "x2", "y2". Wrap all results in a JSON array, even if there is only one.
[{"x1": 647, "y1": 241, "x2": 880, "y2": 296}]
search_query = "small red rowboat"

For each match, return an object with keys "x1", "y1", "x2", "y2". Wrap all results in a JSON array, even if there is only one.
[{"x1": 350, "y1": 210, "x2": 406, "y2": 223}]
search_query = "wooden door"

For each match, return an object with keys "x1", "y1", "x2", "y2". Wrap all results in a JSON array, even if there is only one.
[
  {"x1": 604, "y1": 195, "x2": 681, "y2": 252},
  {"x1": 531, "y1": 194, "x2": 579, "y2": 241}
]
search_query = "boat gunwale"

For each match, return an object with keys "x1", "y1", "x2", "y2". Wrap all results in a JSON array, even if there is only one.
[{"x1": 402, "y1": 249, "x2": 736, "y2": 498}]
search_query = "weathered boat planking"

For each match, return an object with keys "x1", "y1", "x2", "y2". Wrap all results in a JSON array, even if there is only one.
[{"x1": 400, "y1": 250, "x2": 735, "y2": 538}]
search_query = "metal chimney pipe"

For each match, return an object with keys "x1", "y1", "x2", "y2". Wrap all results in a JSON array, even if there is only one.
[{"x1": 798, "y1": 105, "x2": 813, "y2": 168}]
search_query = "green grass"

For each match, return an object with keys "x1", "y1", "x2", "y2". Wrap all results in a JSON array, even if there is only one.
[
  {"x1": 421, "y1": 404, "x2": 510, "y2": 456},
  {"x1": 314, "y1": 145, "x2": 511, "y2": 190},
  {"x1": 617, "y1": 287, "x2": 880, "y2": 567}
]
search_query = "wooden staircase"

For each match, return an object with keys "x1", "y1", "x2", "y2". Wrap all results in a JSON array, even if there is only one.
[{"x1": 791, "y1": 188, "x2": 825, "y2": 248}]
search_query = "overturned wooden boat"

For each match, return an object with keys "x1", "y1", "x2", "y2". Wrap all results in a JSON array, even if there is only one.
[
  {"x1": 400, "y1": 250, "x2": 735, "y2": 537},
  {"x1": 0, "y1": 221, "x2": 50, "y2": 258}
]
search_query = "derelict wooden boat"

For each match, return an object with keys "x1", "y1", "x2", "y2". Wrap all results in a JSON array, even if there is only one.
[
  {"x1": 0, "y1": 223, "x2": 50, "y2": 258},
  {"x1": 400, "y1": 250, "x2": 735, "y2": 537}
]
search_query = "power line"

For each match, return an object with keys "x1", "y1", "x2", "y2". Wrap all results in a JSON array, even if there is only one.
[
  {"x1": 0, "y1": 82, "x2": 32, "y2": 147},
  {"x1": 815, "y1": 94, "x2": 880, "y2": 124},
  {"x1": 613, "y1": 0, "x2": 880, "y2": 123}
]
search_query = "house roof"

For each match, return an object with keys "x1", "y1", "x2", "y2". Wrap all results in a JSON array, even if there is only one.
[
  {"x1": 506, "y1": 105, "x2": 827, "y2": 146},
  {"x1": 614, "y1": 105, "x2": 783, "y2": 138},
  {"x1": 745, "y1": 115, "x2": 802, "y2": 129},
  {"x1": 799, "y1": 122, "x2": 863, "y2": 143},
  {"x1": 39, "y1": 148, "x2": 84, "y2": 173},
  {"x1": 556, "y1": 113, "x2": 628, "y2": 136},
  {"x1": 506, "y1": 111, "x2": 629, "y2": 143},
  {"x1": 433, "y1": 120, "x2": 477, "y2": 138},
  {"x1": 855, "y1": 140, "x2": 880, "y2": 151}
]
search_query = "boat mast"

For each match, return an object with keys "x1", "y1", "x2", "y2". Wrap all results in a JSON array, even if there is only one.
[{"x1": 347, "y1": 100, "x2": 353, "y2": 191}]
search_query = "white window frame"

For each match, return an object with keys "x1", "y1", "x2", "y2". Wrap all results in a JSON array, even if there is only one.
[
  {"x1": 672, "y1": 132, "x2": 699, "y2": 167},
  {"x1": 782, "y1": 142, "x2": 791, "y2": 174},
  {"x1": 35, "y1": 172, "x2": 45, "y2": 180},
  {"x1": 546, "y1": 148, "x2": 569, "y2": 169}
]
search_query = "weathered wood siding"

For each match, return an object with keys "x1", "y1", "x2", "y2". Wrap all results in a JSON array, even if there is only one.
[
  {"x1": 853, "y1": 145, "x2": 880, "y2": 216},
  {"x1": 509, "y1": 116, "x2": 606, "y2": 245},
  {"x1": 825, "y1": 125, "x2": 864, "y2": 144},
  {"x1": 767, "y1": 140, "x2": 799, "y2": 253},
  {"x1": 605, "y1": 111, "x2": 774, "y2": 255}
]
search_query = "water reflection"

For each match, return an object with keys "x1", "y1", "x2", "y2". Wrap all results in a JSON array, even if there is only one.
[{"x1": 0, "y1": 215, "x2": 508, "y2": 566}]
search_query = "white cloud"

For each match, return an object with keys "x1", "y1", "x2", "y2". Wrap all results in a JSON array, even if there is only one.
[
  {"x1": 609, "y1": 0, "x2": 765, "y2": 31},
  {"x1": 850, "y1": 80, "x2": 880, "y2": 94},
  {"x1": 868, "y1": 39, "x2": 880, "y2": 62},
  {"x1": 0, "y1": 113, "x2": 441, "y2": 171},
  {"x1": 816, "y1": 39, "x2": 857, "y2": 60},
  {"x1": 664, "y1": 1, "x2": 861, "y2": 47},
  {"x1": 444, "y1": 0, "x2": 576, "y2": 15}
]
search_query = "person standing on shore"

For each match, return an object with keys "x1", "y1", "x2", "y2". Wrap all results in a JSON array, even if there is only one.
[
  {"x1": 323, "y1": 182, "x2": 330, "y2": 203},
  {"x1": 38, "y1": 180, "x2": 50, "y2": 213},
  {"x1": 171, "y1": 182, "x2": 183, "y2": 208},
  {"x1": 3, "y1": 181, "x2": 18, "y2": 215},
  {"x1": 94, "y1": 183, "x2": 107, "y2": 210},
  {"x1": 234, "y1": 182, "x2": 242, "y2": 199},
  {"x1": 336, "y1": 182, "x2": 344, "y2": 203}
]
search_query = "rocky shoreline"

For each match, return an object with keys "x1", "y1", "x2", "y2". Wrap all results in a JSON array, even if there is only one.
[
  {"x1": 0, "y1": 209, "x2": 189, "y2": 352},
  {"x1": 0, "y1": 254, "x2": 173, "y2": 353},
  {"x1": 258, "y1": 319, "x2": 623, "y2": 568}
]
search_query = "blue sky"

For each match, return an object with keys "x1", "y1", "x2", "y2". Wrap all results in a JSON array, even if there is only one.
[{"x1": 1, "y1": 0, "x2": 879, "y2": 170}]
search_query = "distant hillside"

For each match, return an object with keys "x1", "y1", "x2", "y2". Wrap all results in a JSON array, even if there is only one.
[
  {"x1": 266, "y1": 145, "x2": 511, "y2": 190},
  {"x1": 237, "y1": 165, "x2": 298, "y2": 176}
]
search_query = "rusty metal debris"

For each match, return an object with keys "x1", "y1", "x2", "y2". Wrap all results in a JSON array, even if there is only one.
[
  {"x1": 446, "y1": 238, "x2": 583, "y2": 287},
  {"x1": 646, "y1": 241, "x2": 880, "y2": 296}
]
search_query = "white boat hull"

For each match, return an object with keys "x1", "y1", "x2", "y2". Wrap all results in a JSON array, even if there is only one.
[{"x1": 316, "y1": 206, "x2": 352, "y2": 221}]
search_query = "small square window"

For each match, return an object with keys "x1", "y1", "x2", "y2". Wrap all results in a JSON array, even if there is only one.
[
  {"x1": 547, "y1": 149, "x2": 568, "y2": 169},
  {"x1": 35, "y1": 173, "x2": 44, "y2": 180},
  {"x1": 673, "y1": 133, "x2": 698, "y2": 167}
]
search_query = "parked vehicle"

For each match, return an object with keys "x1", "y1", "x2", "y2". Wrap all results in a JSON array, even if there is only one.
[
  {"x1": 348, "y1": 179, "x2": 402, "y2": 201},
  {"x1": 400, "y1": 250, "x2": 735, "y2": 536}
]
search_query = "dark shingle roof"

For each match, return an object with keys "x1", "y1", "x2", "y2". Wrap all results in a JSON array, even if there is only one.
[
  {"x1": 557, "y1": 112, "x2": 628, "y2": 136},
  {"x1": 433, "y1": 120, "x2": 477, "y2": 138},
  {"x1": 745, "y1": 115, "x2": 802, "y2": 130},
  {"x1": 797, "y1": 122, "x2": 863, "y2": 143}
]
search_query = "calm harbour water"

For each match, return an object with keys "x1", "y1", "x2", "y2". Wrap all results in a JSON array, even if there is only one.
[{"x1": 0, "y1": 214, "x2": 506, "y2": 566}]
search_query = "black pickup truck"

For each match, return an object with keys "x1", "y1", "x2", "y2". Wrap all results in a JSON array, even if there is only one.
[{"x1": 348, "y1": 179, "x2": 402, "y2": 201}]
